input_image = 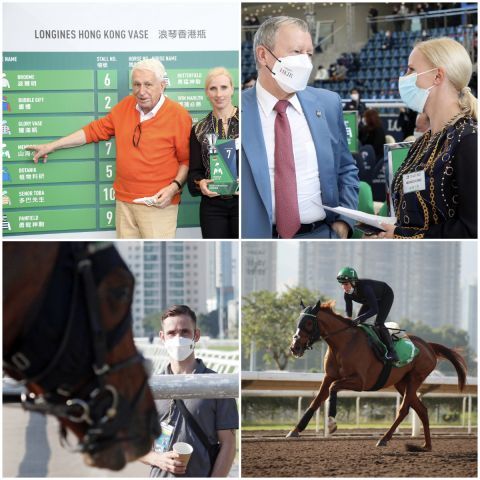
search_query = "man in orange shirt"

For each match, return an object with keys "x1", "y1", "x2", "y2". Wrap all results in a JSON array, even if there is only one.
[{"x1": 27, "y1": 59, "x2": 192, "y2": 238}]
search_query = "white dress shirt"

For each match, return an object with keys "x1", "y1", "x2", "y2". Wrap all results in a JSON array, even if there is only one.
[
  {"x1": 256, "y1": 79, "x2": 326, "y2": 224},
  {"x1": 136, "y1": 94, "x2": 165, "y2": 122}
]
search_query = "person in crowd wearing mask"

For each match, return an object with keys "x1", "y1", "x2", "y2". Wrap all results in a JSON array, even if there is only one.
[
  {"x1": 377, "y1": 37, "x2": 477, "y2": 239},
  {"x1": 412, "y1": 112, "x2": 430, "y2": 139},
  {"x1": 359, "y1": 108, "x2": 386, "y2": 160},
  {"x1": 241, "y1": 16, "x2": 359, "y2": 239},
  {"x1": 344, "y1": 88, "x2": 367, "y2": 117},
  {"x1": 140, "y1": 305, "x2": 238, "y2": 477},
  {"x1": 382, "y1": 30, "x2": 393, "y2": 49}
]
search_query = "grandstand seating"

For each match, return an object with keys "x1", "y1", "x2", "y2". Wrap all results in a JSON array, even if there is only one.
[{"x1": 242, "y1": 24, "x2": 474, "y2": 99}]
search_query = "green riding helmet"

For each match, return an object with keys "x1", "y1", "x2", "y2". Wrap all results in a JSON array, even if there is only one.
[{"x1": 336, "y1": 267, "x2": 358, "y2": 284}]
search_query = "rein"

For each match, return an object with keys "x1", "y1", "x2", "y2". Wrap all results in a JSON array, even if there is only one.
[
  {"x1": 4, "y1": 243, "x2": 148, "y2": 455},
  {"x1": 320, "y1": 323, "x2": 353, "y2": 340}
]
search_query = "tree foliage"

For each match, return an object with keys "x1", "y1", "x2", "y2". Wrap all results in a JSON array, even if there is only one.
[
  {"x1": 197, "y1": 309, "x2": 219, "y2": 338},
  {"x1": 142, "y1": 311, "x2": 162, "y2": 336},
  {"x1": 242, "y1": 286, "x2": 328, "y2": 370},
  {"x1": 399, "y1": 318, "x2": 477, "y2": 375}
]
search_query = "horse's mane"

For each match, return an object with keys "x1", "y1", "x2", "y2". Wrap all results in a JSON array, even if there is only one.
[{"x1": 320, "y1": 300, "x2": 352, "y2": 326}]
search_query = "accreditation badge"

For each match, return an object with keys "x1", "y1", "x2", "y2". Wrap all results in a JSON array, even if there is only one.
[
  {"x1": 154, "y1": 422, "x2": 174, "y2": 453},
  {"x1": 402, "y1": 171, "x2": 426, "y2": 194}
]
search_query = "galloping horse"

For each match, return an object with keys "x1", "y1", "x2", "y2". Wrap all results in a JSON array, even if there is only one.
[
  {"x1": 3, "y1": 242, "x2": 161, "y2": 470},
  {"x1": 288, "y1": 300, "x2": 467, "y2": 451}
]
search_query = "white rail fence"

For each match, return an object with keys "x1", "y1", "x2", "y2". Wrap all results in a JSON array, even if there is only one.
[
  {"x1": 4, "y1": 373, "x2": 239, "y2": 401},
  {"x1": 4, "y1": 341, "x2": 240, "y2": 401},
  {"x1": 136, "y1": 342, "x2": 239, "y2": 374},
  {"x1": 242, "y1": 371, "x2": 477, "y2": 437}
]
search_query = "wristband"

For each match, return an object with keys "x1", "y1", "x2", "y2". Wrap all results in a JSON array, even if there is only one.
[{"x1": 171, "y1": 180, "x2": 182, "y2": 191}]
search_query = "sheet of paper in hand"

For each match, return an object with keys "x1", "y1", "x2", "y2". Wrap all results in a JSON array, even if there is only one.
[{"x1": 323, "y1": 205, "x2": 396, "y2": 231}]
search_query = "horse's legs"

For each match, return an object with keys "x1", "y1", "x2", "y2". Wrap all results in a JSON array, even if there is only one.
[
  {"x1": 377, "y1": 375, "x2": 424, "y2": 447},
  {"x1": 376, "y1": 391, "x2": 412, "y2": 447},
  {"x1": 286, "y1": 375, "x2": 334, "y2": 437},
  {"x1": 394, "y1": 379, "x2": 407, "y2": 396},
  {"x1": 326, "y1": 376, "x2": 363, "y2": 434},
  {"x1": 409, "y1": 393, "x2": 432, "y2": 450}
]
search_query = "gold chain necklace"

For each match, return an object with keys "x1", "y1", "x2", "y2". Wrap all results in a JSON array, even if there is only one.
[{"x1": 212, "y1": 106, "x2": 236, "y2": 138}]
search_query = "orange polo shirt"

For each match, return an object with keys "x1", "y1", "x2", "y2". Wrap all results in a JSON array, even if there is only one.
[{"x1": 83, "y1": 95, "x2": 192, "y2": 203}]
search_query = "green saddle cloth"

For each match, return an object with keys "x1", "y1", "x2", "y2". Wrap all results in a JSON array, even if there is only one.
[{"x1": 359, "y1": 324, "x2": 419, "y2": 367}]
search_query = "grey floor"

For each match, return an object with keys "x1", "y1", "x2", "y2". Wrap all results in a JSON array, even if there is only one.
[{"x1": 3, "y1": 405, "x2": 238, "y2": 477}]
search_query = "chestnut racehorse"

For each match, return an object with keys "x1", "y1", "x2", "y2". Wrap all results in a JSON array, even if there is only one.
[
  {"x1": 3, "y1": 242, "x2": 160, "y2": 470},
  {"x1": 288, "y1": 300, "x2": 467, "y2": 451}
]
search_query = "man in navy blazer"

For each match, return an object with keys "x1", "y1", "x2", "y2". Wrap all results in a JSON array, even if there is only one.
[{"x1": 242, "y1": 16, "x2": 359, "y2": 239}]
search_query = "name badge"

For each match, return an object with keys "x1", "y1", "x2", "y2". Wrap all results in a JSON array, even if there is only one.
[
  {"x1": 154, "y1": 422, "x2": 174, "y2": 452},
  {"x1": 235, "y1": 138, "x2": 240, "y2": 151},
  {"x1": 402, "y1": 171, "x2": 425, "y2": 194}
]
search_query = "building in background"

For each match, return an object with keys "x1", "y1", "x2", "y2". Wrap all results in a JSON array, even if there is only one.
[
  {"x1": 216, "y1": 241, "x2": 236, "y2": 339},
  {"x1": 242, "y1": 242, "x2": 277, "y2": 295},
  {"x1": 117, "y1": 242, "x2": 237, "y2": 337},
  {"x1": 298, "y1": 242, "x2": 461, "y2": 328},
  {"x1": 467, "y1": 282, "x2": 477, "y2": 353}
]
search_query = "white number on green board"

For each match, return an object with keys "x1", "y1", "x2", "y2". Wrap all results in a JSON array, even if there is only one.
[{"x1": 103, "y1": 187, "x2": 115, "y2": 201}]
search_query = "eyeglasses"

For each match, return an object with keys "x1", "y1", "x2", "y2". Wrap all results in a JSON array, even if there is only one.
[{"x1": 133, "y1": 123, "x2": 142, "y2": 147}]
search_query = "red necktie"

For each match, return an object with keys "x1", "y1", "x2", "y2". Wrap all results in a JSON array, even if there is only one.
[{"x1": 274, "y1": 100, "x2": 301, "y2": 238}]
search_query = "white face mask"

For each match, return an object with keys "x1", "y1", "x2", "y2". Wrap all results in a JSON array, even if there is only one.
[
  {"x1": 164, "y1": 336, "x2": 195, "y2": 361},
  {"x1": 266, "y1": 48, "x2": 313, "y2": 93},
  {"x1": 398, "y1": 68, "x2": 437, "y2": 113}
]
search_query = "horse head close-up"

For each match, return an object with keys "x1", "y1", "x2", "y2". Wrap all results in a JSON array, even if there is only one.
[
  {"x1": 290, "y1": 299, "x2": 324, "y2": 358},
  {"x1": 3, "y1": 242, "x2": 161, "y2": 471}
]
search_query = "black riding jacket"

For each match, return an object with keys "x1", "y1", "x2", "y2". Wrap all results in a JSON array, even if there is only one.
[{"x1": 344, "y1": 279, "x2": 393, "y2": 324}]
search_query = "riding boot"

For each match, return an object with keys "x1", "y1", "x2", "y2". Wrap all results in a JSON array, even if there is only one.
[{"x1": 378, "y1": 326, "x2": 399, "y2": 362}]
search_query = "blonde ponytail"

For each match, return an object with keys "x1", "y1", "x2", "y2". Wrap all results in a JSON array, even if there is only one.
[{"x1": 458, "y1": 86, "x2": 477, "y2": 121}]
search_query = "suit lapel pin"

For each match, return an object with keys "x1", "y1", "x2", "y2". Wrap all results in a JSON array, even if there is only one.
[{"x1": 316, "y1": 110, "x2": 322, "y2": 118}]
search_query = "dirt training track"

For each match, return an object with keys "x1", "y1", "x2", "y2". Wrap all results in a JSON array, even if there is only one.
[{"x1": 242, "y1": 431, "x2": 477, "y2": 477}]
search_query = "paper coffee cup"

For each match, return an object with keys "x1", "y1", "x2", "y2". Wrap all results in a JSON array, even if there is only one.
[{"x1": 173, "y1": 442, "x2": 194, "y2": 466}]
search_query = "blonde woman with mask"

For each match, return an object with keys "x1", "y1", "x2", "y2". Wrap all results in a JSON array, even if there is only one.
[{"x1": 378, "y1": 37, "x2": 477, "y2": 239}]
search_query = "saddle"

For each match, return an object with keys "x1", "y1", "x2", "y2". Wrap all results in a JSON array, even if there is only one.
[{"x1": 358, "y1": 323, "x2": 419, "y2": 368}]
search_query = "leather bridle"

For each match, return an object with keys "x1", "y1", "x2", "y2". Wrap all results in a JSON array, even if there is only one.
[
  {"x1": 3, "y1": 243, "x2": 151, "y2": 455},
  {"x1": 293, "y1": 305, "x2": 353, "y2": 352}
]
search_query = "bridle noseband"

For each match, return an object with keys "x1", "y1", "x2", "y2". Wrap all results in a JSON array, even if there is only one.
[
  {"x1": 294, "y1": 305, "x2": 353, "y2": 351},
  {"x1": 295, "y1": 311, "x2": 321, "y2": 350},
  {"x1": 4, "y1": 243, "x2": 151, "y2": 455}
]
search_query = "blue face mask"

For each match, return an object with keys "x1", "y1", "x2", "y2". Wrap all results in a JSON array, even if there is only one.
[{"x1": 398, "y1": 68, "x2": 437, "y2": 112}]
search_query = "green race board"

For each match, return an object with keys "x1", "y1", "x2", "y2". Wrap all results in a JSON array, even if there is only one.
[
  {"x1": 2, "y1": 52, "x2": 238, "y2": 235},
  {"x1": 343, "y1": 111, "x2": 359, "y2": 153}
]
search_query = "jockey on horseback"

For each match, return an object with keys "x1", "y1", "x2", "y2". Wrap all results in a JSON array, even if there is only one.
[{"x1": 337, "y1": 267, "x2": 399, "y2": 362}]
